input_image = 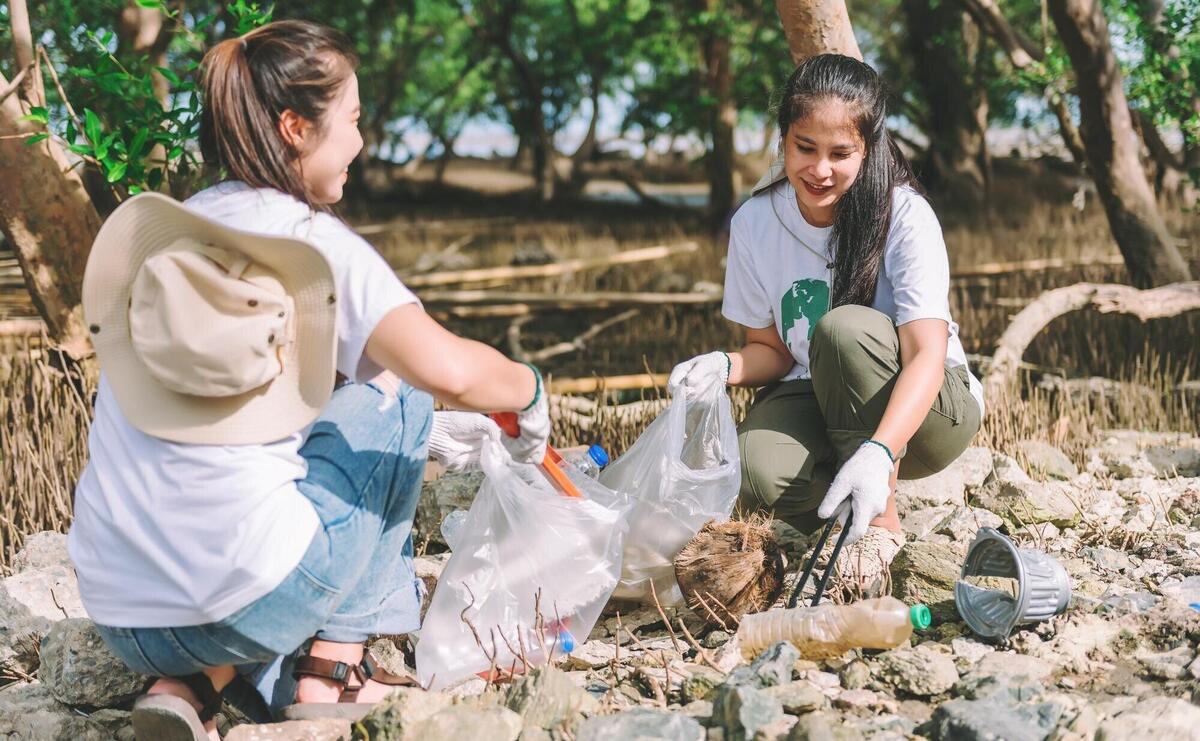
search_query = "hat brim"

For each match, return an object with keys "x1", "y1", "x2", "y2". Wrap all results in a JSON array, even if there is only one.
[{"x1": 82, "y1": 192, "x2": 338, "y2": 445}]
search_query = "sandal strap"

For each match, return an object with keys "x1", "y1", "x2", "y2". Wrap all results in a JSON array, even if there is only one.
[
  {"x1": 176, "y1": 672, "x2": 225, "y2": 724},
  {"x1": 359, "y1": 654, "x2": 418, "y2": 687},
  {"x1": 293, "y1": 655, "x2": 358, "y2": 686}
]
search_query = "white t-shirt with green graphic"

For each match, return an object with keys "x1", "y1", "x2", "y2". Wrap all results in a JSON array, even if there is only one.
[{"x1": 722, "y1": 181, "x2": 984, "y2": 414}]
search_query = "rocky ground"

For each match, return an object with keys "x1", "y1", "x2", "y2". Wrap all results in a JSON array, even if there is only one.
[{"x1": 1, "y1": 429, "x2": 1198, "y2": 740}]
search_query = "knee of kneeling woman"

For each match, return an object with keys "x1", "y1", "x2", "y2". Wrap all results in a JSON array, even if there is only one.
[{"x1": 809, "y1": 305, "x2": 895, "y2": 375}]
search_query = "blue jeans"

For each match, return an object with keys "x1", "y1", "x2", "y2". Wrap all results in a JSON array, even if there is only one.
[{"x1": 95, "y1": 379, "x2": 433, "y2": 716}]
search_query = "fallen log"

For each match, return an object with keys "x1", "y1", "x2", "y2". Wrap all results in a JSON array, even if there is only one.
[
  {"x1": 402, "y1": 241, "x2": 699, "y2": 287},
  {"x1": 548, "y1": 373, "x2": 670, "y2": 394},
  {"x1": 983, "y1": 281, "x2": 1200, "y2": 399},
  {"x1": 418, "y1": 289, "x2": 722, "y2": 309}
]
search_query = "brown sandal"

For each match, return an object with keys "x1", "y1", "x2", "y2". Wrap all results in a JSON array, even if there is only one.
[
  {"x1": 281, "y1": 652, "x2": 418, "y2": 721},
  {"x1": 132, "y1": 673, "x2": 226, "y2": 740}
]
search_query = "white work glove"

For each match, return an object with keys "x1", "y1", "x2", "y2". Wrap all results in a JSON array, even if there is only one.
[
  {"x1": 817, "y1": 441, "x2": 895, "y2": 544},
  {"x1": 668, "y1": 351, "x2": 730, "y2": 397},
  {"x1": 427, "y1": 412, "x2": 503, "y2": 472},
  {"x1": 500, "y1": 367, "x2": 550, "y2": 464}
]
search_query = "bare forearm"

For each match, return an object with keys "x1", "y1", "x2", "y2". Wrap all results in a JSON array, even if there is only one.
[
  {"x1": 366, "y1": 305, "x2": 538, "y2": 411},
  {"x1": 729, "y1": 342, "x2": 793, "y2": 386},
  {"x1": 872, "y1": 351, "x2": 944, "y2": 454}
]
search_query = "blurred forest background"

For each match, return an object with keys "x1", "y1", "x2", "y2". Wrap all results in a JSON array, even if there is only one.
[{"x1": 0, "y1": 0, "x2": 1197, "y2": 567}]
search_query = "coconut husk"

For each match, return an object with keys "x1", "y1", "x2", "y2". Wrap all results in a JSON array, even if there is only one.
[{"x1": 673, "y1": 516, "x2": 785, "y2": 629}]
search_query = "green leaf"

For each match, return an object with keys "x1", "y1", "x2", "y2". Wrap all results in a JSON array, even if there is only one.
[
  {"x1": 105, "y1": 161, "x2": 128, "y2": 183},
  {"x1": 21, "y1": 107, "x2": 49, "y2": 125},
  {"x1": 22, "y1": 133, "x2": 49, "y2": 147},
  {"x1": 134, "y1": 0, "x2": 166, "y2": 8},
  {"x1": 128, "y1": 184, "x2": 144, "y2": 195},
  {"x1": 147, "y1": 168, "x2": 164, "y2": 189},
  {"x1": 65, "y1": 120, "x2": 76, "y2": 143},
  {"x1": 84, "y1": 109, "x2": 103, "y2": 145},
  {"x1": 129, "y1": 128, "x2": 150, "y2": 157},
  {"x1": 156, "y1": 66, "x2": 182, "y2": 87}
]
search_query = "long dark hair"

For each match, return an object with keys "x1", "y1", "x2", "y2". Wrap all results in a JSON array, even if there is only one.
[
  {"x1": 776, "y1": 54, "x2": 919, "y2": 308},
  {"x1": 199, "y1": 20, "x2": 359, "y2": 211}
]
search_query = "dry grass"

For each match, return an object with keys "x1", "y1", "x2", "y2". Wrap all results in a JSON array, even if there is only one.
[{"x1": 1, "y1": 162, "x2": 1197, "y2": 572}]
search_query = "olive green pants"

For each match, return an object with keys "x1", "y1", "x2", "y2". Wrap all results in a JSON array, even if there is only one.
[{"x1": 738, "y1": 305, "x2": 981, "y2": 534}]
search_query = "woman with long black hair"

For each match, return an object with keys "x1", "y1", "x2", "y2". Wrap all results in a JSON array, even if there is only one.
[{"x1": 669, "y1": 54, "x2": 983, "y2": 592}]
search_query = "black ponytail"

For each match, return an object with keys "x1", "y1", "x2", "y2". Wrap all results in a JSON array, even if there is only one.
[{"x1": 776, "y1": 54, "x2": 919, "y2": 307}]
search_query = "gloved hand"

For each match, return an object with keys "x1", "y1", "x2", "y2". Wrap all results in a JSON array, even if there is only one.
[
  {"x1": 428, "y1": 412, "x2": 503, "y2": 472},
  {"x1": 817, "y1": 441, "x2": 895, "y2": 544},
  {"x1": 500, "y1": 367, "x2": 550, "y2": 464},
  {"x1": 668, "y1": 351, "x2": 730, "y2": 397}
]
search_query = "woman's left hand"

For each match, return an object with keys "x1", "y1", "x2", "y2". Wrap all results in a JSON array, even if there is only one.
[
  {"x1": 428, "y1": 411, "x2": 502, "y2": 472},
  {"x1": 817, "y1": 442, "x2": 894, "y2": 543}
]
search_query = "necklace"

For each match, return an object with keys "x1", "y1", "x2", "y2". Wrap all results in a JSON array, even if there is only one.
[{"x1": 770, "y1": 184, "x2": 836, "y2": 310}]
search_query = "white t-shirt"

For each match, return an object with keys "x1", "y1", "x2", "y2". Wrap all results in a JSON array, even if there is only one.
[
  {"x1": 723, "y1": 182, "x2": 984, "y2": 413},
  {"x1": 68, "y1": 182, "x2": 420, "y2": 627}
]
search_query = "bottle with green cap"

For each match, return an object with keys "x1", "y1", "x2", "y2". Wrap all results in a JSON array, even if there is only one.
[{"x1": 735, "y1": 597, "x2": 932, "y2": 659}]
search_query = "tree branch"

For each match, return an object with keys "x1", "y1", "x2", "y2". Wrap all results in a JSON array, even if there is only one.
[{"x1": 954, "y1": 0, "x2": 1042, "y2": 68}]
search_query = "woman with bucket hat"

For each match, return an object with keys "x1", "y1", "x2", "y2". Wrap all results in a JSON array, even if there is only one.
[
  {"x1": 67, "y1": 20, "x2": 549, "y2": 740},
  {"x1": 670, "y1": 55, "x2": 983, "y2": 595}
]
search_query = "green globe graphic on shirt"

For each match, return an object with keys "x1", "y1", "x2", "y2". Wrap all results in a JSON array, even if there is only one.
[{"x1": 780, "y1": 278, "x2": 830, "y2": 349}]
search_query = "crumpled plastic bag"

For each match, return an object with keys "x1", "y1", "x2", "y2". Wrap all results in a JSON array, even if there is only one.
[
  {"x1": 600, "y1": 377, "x2": 741, "y2": 605},
  {"x1": 415, "y1": 435, "x2": 629, "y2": 690}
]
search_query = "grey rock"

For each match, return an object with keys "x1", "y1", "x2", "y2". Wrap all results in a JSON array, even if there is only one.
[
  {"x1": 963, "y1": 652, "x2": 1054, "y2": 682},
  {"x1": 347, "y1": 686, "x2": 454, "y2": 740},
  {"x1": 703, "y1": 630, "x2": 732, "y2": 649},
  {"x1": 1158, "y1": 575, "x2": 1200, "y2": 607},
  {"x1": 563, "y1": 640, "x2": 618, "y2": 670},
  {"x1": 895, "y1": 463, "x2": 967, "y2": 512},
  {"x1": 838, "y1": 661, "x2": 872, "y2": 690},
  {"x1": 681, "y1": 665, "x2": 726, "y2": 703},
  {"x1": 763, "y1": 681, "x2": 826, "y2": 715},
  {"x1": 504, "y1": 666, "x2": 594, "y2": 731},
  {"x1": 224, "y1": 718, "x2": 352, "y2": 740},
  {"x1": 933, "y1": 506, "x2": 1003, "y2": 544},
  {"x1": 1138, "y1": 647, "x2": 1195, "y2": 680},
  {"x1": 900, "y1": 505, "x2": 956, "y2": 540},
  {"x1": 0, "y1": 682, "x2": 115, "y2": 740},
  {"x1": 1016, "y1": 441, "x2": 1078, "y2": 481},
  {"x1": 953, "y1": 673, "x2": 1045, "y2": 703},
  {"x1": 748, "y1": 642, "x2": 800, "y2": 688},
  {"x1": 682, "y1": 699, "x2": 715, "y2": 719},
  {"x1": 0, "y1": 584, "x2": 50, "y2": 676},
  {"x1": 921, "y1": 696, "x2": 1063, "y2": 741},
  {"x1": 971, "y1": 477, "x2": 1081, "y2": 530},
  {"x1": 711, "y1": 683, "x2": 786, "y2": 741},
  {"x1": 1090, "y1": 430, "x2": 1200, "y2": 479},
  {"x1": 787, "y1": 711, "x2": 864, "y2": 741},
  {"x1": 576, "y1": 708, "x2": 705, "y2": 741},
  {"x1": 410, "y1": 706, "x2": 523, "y2": 740},
  {"x1": 890, "y1": 541, "x2": 964, "y2": 622},
  {"x1": 414, "y1": 471, "x2": 484, "y2": 547},
  {"x1": 1081, "y1": 546, "x2": 1132, "y2": 573},
  {"x1": 12, "y1": 532, "x2": 71, "y2": 573},
  {"x1": 38, "y1": 619, "x2": 146, "y2": 707},
  {"x1": 956, "y1": 448, "x2": 997, "y2": 488},
  {"x1": 3, "y1": 564, "x2": 87, "y2": 622},
  {"x1": 1096, "y1": 696, "x2": 1200, "y2": 740},
  {"x1": 873, "y1": 647, "x2": 958, "y2": 696},
  {"x1": 989, "y1": 453, "x2": 1032, "y2": 486},
  {"x1": 753, "y1": 716, "x2": 799, "y2": 741}
]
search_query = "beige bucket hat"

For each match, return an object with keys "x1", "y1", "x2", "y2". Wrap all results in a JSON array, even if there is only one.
[{"x1": 82, "y1": 192, "x2": 338, "y2": 445}]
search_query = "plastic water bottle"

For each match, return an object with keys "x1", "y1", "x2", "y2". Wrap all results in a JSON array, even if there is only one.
[
  {"x1": 735, "y1": 597, "x2": 931, "y2": 659},
  {"x1": 563, "y1": 444, "x2": 609, "y2": 478}
]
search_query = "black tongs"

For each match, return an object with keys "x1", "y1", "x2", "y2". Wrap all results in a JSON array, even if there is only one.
[{"x1": 786, "y1": 511, "x2": 853, "y2": 608}]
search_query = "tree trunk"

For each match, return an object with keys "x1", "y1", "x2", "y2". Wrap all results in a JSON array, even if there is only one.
[
  {"x1": 756, "y1": 0, "x2": 862, "y2": 194},
  {"x1": 1047, "y1": 0, "x2": 1191, "y2": 287},
  {"x1": 0, "y1": 75, "x2": 102, "y2": 358},
  {"x1": 773, "y1": 0, "x2": 862, "y2": 65},
  {"x1": 696, "y1": 0, "x2": 736, "y2": 232},
  {"x1": 8, "y1": 0, "x2": 44, "y2": 104},
  {"x1": 902, "y1": 0, "x2": 989, "y2": 202}
]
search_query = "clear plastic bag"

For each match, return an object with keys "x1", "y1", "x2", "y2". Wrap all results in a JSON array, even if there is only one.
[
  {"x1": 415, "y1": 436, "x2": 629, "y2": 690},
  {"x1": 600, "y1": 377, "x2": 741, "y2": 605}
]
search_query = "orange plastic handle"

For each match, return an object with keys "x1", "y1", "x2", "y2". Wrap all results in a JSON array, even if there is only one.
[{"x1": 490, "y1": 412, "x2": 583, "y2": 499}]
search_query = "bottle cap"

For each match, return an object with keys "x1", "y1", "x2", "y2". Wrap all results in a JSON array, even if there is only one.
[
  {"x1": 587, "y1": 444, "x2": 609, "y2": 468},
  {"x1": 909, "y1": 604, "x2": 931, "y2": 630}
]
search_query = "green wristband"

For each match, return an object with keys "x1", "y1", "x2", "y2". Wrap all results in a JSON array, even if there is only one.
[
  {"x1": 520, "y1": 362, "x2": 542, "y2": 412},
  {"x1": 864, "y1": 438, "x2": 895, "y2": 462},
  {"x1": 720, "y1": 351, "x2": 732, "y2": 382}
]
